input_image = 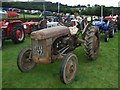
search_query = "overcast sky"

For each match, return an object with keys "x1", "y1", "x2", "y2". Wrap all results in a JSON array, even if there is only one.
[
  {"x1": 3, "y1": 0, "x2": 120, "y2": 7},
  {"x1": 47, "y1": 0, "x2": 120, "y2": 7}
]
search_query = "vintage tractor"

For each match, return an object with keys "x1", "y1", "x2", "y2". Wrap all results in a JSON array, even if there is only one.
[
  {"x1": 22, "y1": 21, "x2": 38, "y2": 34},
  {"x1": 0, "y1": 20, "x2": 25, "y2": 49},
  {"x1": 92, "y1": 19, "x2": 114, "y2": 42},
  {"x1": 17, "y1": 24, "x2": 100, "y2": 84},
  {"x1": 22, "y1": 20, "x2": 61, "y2": 34},
  {"x1": 104, "y1": 16, "x2": 118, "y2": 32}
]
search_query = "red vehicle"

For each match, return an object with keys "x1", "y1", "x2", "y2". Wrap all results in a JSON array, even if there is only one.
[
  {"x1": 104, "y1": 16, "x2": 118, "y2": 32},
  {"x1": 0, "y1": 20, "x2": 25, "y2": 49},
  {"x1": 7, "y1": 11, "x2": 19, "y2": 18},
  {"x1": 22, "y1": 21, "x2": 38, "y2": 34},
  {"x1": 22, "y1": 19, "x2": 62, "y2": 35},
  {"x1": 22, "y1": 20, "x2": 47, "y2": 34}
]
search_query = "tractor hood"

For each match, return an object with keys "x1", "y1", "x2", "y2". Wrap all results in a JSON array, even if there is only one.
[
  {"x1": 31, "y1": 26, "x2": 70, "y2": 40},
  {"x1": 22, "y1": 21, "x2": 37, "y2": 26}
]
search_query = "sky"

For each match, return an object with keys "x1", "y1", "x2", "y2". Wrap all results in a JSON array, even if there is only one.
[
  {"x1": 3, "y1": 0, "x2": 120, "y2": 7},
  {"x1": 47, "y1": 0, "x2": 120, "y2": 7}
]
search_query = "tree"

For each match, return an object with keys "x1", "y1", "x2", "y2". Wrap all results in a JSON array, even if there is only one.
[{"x1": 87, "y1": 4, "x2": 90, "y2": 7}]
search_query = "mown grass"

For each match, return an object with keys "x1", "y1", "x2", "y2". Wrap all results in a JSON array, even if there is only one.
[
  {"x1": 18, "y1": 13, "x2": 39, "y2": 18},
  {"x1": 2, "y1": 31, "x2": 118, "y2": 88}
]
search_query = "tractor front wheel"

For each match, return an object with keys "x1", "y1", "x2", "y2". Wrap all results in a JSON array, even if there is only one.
[
  {"x1": 84, "y1": 26, "x2": 100, "y2": 60},
  {"x1": 60, "y1": 53, "x2": 78, "y2": 84},
  {"x1": 17, "y1": 47, "x2": 36, "y2": 72},
  {"x1": 11, "y1": 25, "x2": 25, "y2": 44},
  {"x1": 109, "y1": 26, "x2": 114, "y2": 38},
  {"x1": 104, "y1": 31, "x2": 109, "y2": 42}
]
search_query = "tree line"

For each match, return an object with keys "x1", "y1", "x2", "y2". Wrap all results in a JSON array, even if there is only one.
[{"x1": 2, "y1": 2, "x2": 120, "y2": 16}]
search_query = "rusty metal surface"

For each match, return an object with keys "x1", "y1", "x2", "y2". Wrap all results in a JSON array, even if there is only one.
[
  {"x1": 31, "y1": 39, "x2": 52, "y2": 64},
  {"x1": 82, "y1": 23, "x2": 91, "y2": 39},
  {"x1": 31, "y1": 26, "x2": 70, "y2": 64},
  {"x1": 31, "y1": 26, "x2": 70, "y2": 40}
]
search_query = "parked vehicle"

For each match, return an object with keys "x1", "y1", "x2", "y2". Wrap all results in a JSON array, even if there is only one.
[
  {"x1": 17, "y1": 23, "x2": 100, "y2": 84},
  {"x1": 0, "y1": 20, "x2": 25, "y2": 49},
  {"x1": 22, "y1": 21, "x2": 38, "y2": 34},
  {"x1": 22, "y1": 20, "x2": 61, "y2": 34},
  {"x1": 7, "y1": 11, "x2": 19, "y2": 18},
  {"x1": 47, "y1": 21, "x2": 60, "y2": 28},
  {"x1": 92, "y1": 19, "x2": 114, "y2": 42},
  {"x1": 104, "y1": 16, "x2": 118, "y2": 32}
]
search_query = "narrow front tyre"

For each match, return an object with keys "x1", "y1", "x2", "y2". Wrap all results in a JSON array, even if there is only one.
[
  {"x1": 17, "y1": 47, "x2": 36, "y2": 72},
  {"x1": 60, "y1": 53, "x2": 78, "y2": 84}
]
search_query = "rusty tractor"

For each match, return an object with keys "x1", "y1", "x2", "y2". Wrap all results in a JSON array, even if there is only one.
[{"x1": 17, "y1": 23, "x2": 100, "y2": 84}]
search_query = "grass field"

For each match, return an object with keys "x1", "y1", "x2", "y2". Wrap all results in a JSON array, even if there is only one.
[
  {"x1": 2, "y1": 31, "x2": 118, "y2": 88},
  {"x1": 19, "y1": 13, "x2": 39, "y2": 18}
]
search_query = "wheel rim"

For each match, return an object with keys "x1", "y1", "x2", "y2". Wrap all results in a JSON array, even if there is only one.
[
  {"x1": 21, "y1": 49, "x2": 35, "y2": 71},
  {"x1": 64, "y1": 56, "x2": 77, "y2": 83},
  {"x1": 16, "y1": 29, "x2": 24, "y2": 41},
  {"x1": 106, "y1": 34, "x2": 109, "y2": 41},
  {"x1": 107, "y1": 36, "x2": 109, "y2": 41},
  {"x1": 112, "y1": 28, "x2": 114, "y2": 35}
]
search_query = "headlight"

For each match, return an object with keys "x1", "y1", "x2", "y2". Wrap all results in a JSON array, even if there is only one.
[{"x1": 23, "y1": 25, "x2": 28, "y2": 29}]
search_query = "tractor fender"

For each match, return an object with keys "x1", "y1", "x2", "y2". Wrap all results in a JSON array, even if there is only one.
[
  {"x1": 9, "y1": 20, "x2": 22, "y2": 24},
  {"x1": 82, "y1": 23, "x2": 99, "y2": 40},
  {"x1": 22, "y1": 21, "x2": 36, "y2": 26},
  {"x1": 82, "y1": 23, "x2": 91, "y2": 39}
]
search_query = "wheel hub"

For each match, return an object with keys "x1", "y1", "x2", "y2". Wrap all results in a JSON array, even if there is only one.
[
  {"x1": 69, "y1": 65, "x2": 74, "y2": 73},
  {"x1": 16, "y1": 29, "x2": 22, "y2": 39},
  {"x1": 65, "y1": 59, "x2": 76, "y2": 81}
]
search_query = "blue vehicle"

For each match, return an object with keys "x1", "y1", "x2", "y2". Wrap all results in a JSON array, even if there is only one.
[{"x1": 92, "y1": 19, "x2": 114, "y2": 42}]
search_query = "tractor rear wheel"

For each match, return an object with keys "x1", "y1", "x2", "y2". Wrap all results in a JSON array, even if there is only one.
[
  {"x1": 60, "y1": 53, "x2": 78, "y2": 84},
  {"x1": 84, "y1": 26, "x2": 100, "y2": 60},
  {"x1": 17, "y1": 47, "x2": 36, "y2": 72},
  {"x1": 11, "y1": 25, "x2": 25, "y2": 44}
]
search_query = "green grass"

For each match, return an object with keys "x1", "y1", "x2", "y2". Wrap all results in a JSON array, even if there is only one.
[
  {"x1": 2, "y1": 31, "x2": 118, "y2": 88},
  {"x1": 18, "y1": 13, "x2": 39, "y2": 18},
  {"x1": 0, "y1": 50, "x2": 2, "y2": 89}
]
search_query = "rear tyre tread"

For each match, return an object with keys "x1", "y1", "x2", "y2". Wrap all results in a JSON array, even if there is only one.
[
  {"x1": 11, "y1": 25, "x2": 25, "y2": 44},
  {"x1": 84, "y1": 26, "x2": 100, "y2": 60}
]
